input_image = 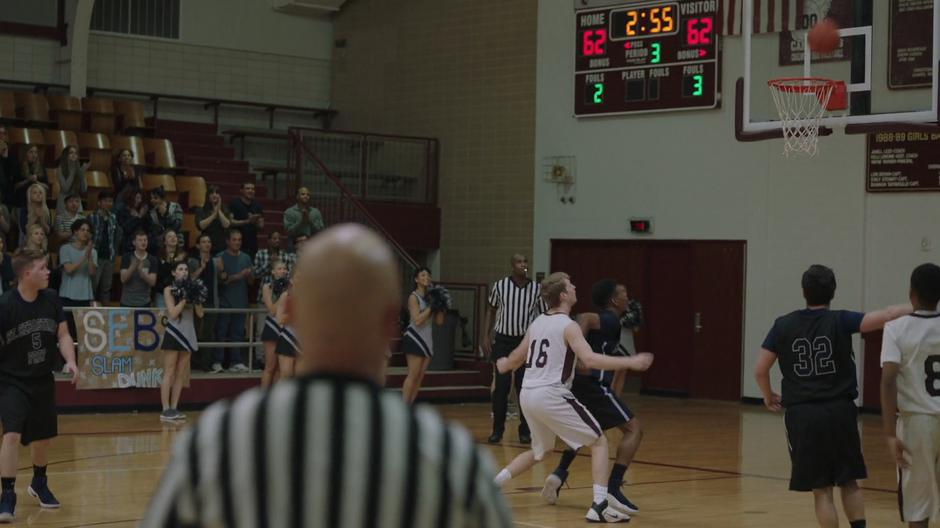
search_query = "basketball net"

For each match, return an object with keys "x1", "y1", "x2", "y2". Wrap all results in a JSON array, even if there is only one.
[{"x1": 768, "y1": 78, "x2": 837, "y2": 157}]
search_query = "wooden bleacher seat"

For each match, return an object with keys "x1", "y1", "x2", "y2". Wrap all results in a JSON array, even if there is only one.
[
  {"x1": 0, "y1": 92, "x2": 19, "y2": 125},
  {"x1": 143, "y1": 137, "x2": 178, "y2": 172},
  {"x1": 175, "y1": 175, "x2": 207, "y2": 211},
  {"x1": 42, "y1": 130, "x2": 78, "y2": 165},
  {"x1": 84, "y1": 170, "x2": 112, "y2": 210},
  {"x1": 8, "y1": 127, "x2": 48, "y2": 161},
  {"x1": 47, "y1": 95, "x2": 84, "y2": 131},
  {"x1": 77, "y1": 132, "x2": 112, "y2": 172},
  {"x1": 13, "y1": 93, "x2": 55, "y2": 128},
  {"x1": 142, "y1": 173, "x2": 177, "y2": 192},
  {"x1": 110, "y1": 135, "x2": 145, "y2": 168},
  {"x1": 114, "y1": 100, "x2": 152, "y2": 135},
  {"x1": 48, "y1": 168, "x2": 59, "y2": 201},
  {"x1": 182, "y1": 213, "x2": 198, "y2": 241},
  {"x1": 82, "y1": 97, "x2": 116, "y2": 135}
]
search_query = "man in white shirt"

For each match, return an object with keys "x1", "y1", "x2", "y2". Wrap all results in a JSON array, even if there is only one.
[{"x1": 881, "y1": 263, "x2": 940, "y2": 527}]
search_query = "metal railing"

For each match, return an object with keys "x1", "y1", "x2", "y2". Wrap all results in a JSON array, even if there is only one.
[
  {"x1": 289, "y1": 127, "x2": 438, "y2": 204},
  {"x1": 436, "y1": 282, "x2": 488, "y2": 358},
  {"x1": 289, "y1": 129, "x2": 421, "y2": 292}
]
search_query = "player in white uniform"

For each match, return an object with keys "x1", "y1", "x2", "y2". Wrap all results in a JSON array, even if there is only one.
[
  {"x1": 881, "y1": 263, "x2": 940, "y2": 527},
  {"x1": 492, "y1": 272, "x2": 653, "y2": 523}
]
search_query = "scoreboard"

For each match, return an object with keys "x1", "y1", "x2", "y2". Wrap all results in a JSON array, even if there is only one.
[{"x1": 575, "y1": 0, "x2": 720, "y2": 117}]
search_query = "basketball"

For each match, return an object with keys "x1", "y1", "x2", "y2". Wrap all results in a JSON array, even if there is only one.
[{"x1": 808, "y1": 18, "x2": 841, "y2": 53}]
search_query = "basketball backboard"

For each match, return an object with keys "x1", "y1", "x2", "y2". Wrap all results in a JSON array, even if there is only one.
[{"x1": 738, "y1": 0, "x2": 939, "y2": 139}]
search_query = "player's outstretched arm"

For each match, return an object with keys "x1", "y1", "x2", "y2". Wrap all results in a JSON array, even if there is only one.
[
  {"x1": 754, "y1": 348, "x2": 781, "y2": 411},
  {"x1": 496, "y1": 331, "x2": 530, "y2": 373},
  {"x1": 565, "y1": 324, "x2": 653, "y2": 372},
  {"x1": 859, "y1": 303, "x2": 912, "y2": 333}
]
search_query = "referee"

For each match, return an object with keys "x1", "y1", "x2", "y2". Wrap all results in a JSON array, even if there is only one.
[
  {"x1": 483, "y1": 254, "x2": 543, "y2": 444},
  {"x1": 144, "y1": 224, "x2": 511, "y2": 528}
]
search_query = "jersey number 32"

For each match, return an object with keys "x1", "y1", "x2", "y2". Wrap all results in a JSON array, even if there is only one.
[{"x1": 792, "y1": 336, "x2": 835, "y2": 377}]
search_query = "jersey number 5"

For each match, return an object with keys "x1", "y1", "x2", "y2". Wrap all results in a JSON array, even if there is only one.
[
  {"x1": 792, "y1": 337, "x2": 835, "y2": 377},
  {"x1": 526, "y1": 339, "x2": 549, "y2": 369},
  {"x1": 926, "y1": 355, "x2": 940, "y2": 397}
]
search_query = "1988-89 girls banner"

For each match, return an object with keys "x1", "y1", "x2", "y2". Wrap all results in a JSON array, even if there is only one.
[{"x1": 73, "y1": 308, "x2": 190, "y2": 390}]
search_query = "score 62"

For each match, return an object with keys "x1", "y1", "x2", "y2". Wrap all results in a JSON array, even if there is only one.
[
  {"x1": 686, "y1": 17, "x2": 713, "y2": 45},
  {"x1": 581, "y1": 29, "x2": 608, "y2": 56}
]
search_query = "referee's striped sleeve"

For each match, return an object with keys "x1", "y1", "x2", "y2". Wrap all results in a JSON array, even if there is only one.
[{"x1": 487, "y1": 283, "x2": 499, "y2": 308}]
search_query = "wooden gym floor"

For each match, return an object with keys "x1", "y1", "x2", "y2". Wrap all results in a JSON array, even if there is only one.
[{"x1": 8, "y1": 395, "x2": 914, "y2": 527}]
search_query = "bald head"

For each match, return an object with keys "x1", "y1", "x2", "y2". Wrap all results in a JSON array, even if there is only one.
[{"x1": 290, "y1": 224, "x2": 401, "y2": 381}]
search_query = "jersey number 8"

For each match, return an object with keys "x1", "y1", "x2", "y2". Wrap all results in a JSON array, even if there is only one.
[
  {"x1": 792, "y1": 337, "x2": 835, "y2": 377},
  {"x1": 926, "y1": 355, "x2": 940, "y2": 397},
  {"x1": 526, "y1": 339, "x2": 549, "y2": 369}
]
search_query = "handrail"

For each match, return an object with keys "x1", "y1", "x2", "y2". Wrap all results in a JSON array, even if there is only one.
[
  {"x1": 288, "y1": 128, "x2": 421, "y2": 271},
  {"x1": 0, "y1": 79, "x2": 336, "y2": 129}
]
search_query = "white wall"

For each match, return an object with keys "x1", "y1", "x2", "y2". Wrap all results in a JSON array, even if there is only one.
[{"x1": 534, "y1": 1, "x2": 939, "y2": 399}]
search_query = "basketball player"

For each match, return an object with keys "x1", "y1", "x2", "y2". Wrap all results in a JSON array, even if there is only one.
[
  {"x1": 144, "y1": 224, "x2": 511, "y2": 527},
  {"x1": 755, "y1": 264, "x2": 910, "y2": 528},
  {"x1": 880, "y1": 263, "x2": 940, "y2": 527},
  {"x1": 0, "y1": 250, "x2": 79, "y2": 521},
  {"x1": 541, "y1": 279, "x2": 644, "y2": 514},
  {"x1": 493, "y1": 272, "x2": 653, "y2": 523}
]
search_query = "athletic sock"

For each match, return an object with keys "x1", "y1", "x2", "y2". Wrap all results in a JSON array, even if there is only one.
[
  {"x1": 32, "y1": 466, "x2": 46, "y2": 479},
  {"x1": 592, "y1": 484, "x2": 607, "y2": 505},
  {"x1": 494, "y1": 468, "x2": 512, "y2": 487},
  {"x1": 608, "y1": 463, "x2": 627, "y2": 489},
  {"x1": 553, "y1": 449, "x2": 577, "y2": 476},
  {"x1": 0, "y1": 478, "x2": 13, "y2": 492},
  {"x1": 849, "y1": 520, "x2": 866, "y2": 528}
]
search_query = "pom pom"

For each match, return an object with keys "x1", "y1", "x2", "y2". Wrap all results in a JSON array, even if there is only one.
[
  {"x1": 169, "y1": 281, "x2": 187, "y2": 303},
  {"x1": 185, "y1": 278, "x2": 209, "y2": 305},
  {"x1": 272, "y1": 277, "x2": 290, "y2": 297},
  {"x1": 427, "y1": 286, "x2": 452, "y2": 313}
]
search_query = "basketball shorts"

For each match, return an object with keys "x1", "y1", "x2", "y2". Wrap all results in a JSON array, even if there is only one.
[
  {"x1": 0, "y1": 379, "x2": 57, "y2": 445},
  {"x1": 784, "y1": 398, "x2": 867, "y2": 492},
  {"x1": 897, "y1": 413, "x2": 940, "y2": 523},
  {"x1": 520, "y1": 384, "x2": 602, "y2": 460},
  {"x1": 571, "y1": 375, "x2": 634, "y2": 430}
]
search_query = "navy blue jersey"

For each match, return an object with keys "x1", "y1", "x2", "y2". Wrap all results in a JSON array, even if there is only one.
[
  {"x1": 762, "y1": 308, "x2": 864, "y2": 406},
  {"x1": 0, "y1": 288, "x2": 66, "y2": 387},
  {"x1": 584, "y1": 310, "x2": 624, "y2": 386}
]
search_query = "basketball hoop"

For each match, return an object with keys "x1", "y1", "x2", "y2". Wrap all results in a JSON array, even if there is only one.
[{"x1": 768, "y1": 77, "x2": 845, "y2": 157}]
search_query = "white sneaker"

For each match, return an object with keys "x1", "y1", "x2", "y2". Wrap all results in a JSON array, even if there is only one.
[
  {"x1": 585, "y1": 501, "x2": 630, "y2": 523},
  {"x1": 541, "y1": 474, "x2": 563, "y2": 505},
  {"x1": 210, "y1": 363, "x2": 224, "y2": 373},
  {"x1": 228, "y1": 363, "x2": 248, "y2": 372}
]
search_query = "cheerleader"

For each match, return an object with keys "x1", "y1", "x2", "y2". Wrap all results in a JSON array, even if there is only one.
[
  {"x1": 159, "y1": 261, "x2": 207, "y2": 422},
  {"x1": 260, "y1": 260, "x2": 289, "y2": 388},
  {"x1": 274, "y1": 282, "x2": 298, "y2": 379},
  {"x1": 400, "y1": 267, "x2": 450, "y2": 403}
]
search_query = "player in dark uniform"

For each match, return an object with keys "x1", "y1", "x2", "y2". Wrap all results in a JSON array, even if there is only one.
[
  {"x1": 541, "y1": 279, "x2": 644, "y2": 514},
  {"x1": 0, "y1": 250, "x2": 78, "y2": 522},
  {"x1": 755, "y1": 264, "x2": 909, "y2": 528}
]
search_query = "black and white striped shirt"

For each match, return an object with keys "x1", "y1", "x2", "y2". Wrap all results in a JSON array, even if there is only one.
[
  {"x1": 488, "y1": 277, "x2": 544, "y2": 337},
  {"x1": 143, "y1": 374, "x2": 512, "y2": 528}
]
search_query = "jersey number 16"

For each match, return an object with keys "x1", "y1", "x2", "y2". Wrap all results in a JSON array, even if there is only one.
[{"x1": 526, "y1": 339, "x2": 549, "y2": 369}]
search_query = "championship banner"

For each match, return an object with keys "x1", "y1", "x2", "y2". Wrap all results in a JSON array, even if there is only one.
[{"x1": 73, "y1": 308, "x2": 191, "y2": 390}]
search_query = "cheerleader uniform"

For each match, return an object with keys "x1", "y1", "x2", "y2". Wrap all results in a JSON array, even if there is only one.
[
  {"x1": 260, "y1": 287, "x2": 284, "y2": 343},
  {"x1": 276, "y1": 325, "x2": 299, "y2": 357},
  {"x1": 162, "y1": 304, "x2": 198, "y2": 353},
  {"x1": 400, "y1": 291, "x2": 433, "y2": 358}
]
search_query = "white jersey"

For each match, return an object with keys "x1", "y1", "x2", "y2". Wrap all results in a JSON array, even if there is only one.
[
  {"x1": 521, "y1": 313, "x2": 577, "y2": 389},
  {"x1": 881, "y1": 312, "x2": 940, "y2": 415}
]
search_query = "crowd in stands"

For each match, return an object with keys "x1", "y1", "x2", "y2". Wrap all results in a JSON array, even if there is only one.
[{"x1": 0, "y1": 123, "x2": 327, "y2": 374}]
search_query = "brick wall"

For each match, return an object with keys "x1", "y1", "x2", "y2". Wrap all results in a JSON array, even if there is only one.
[
  {"x1": 0, "y1": 35, "x2": 64, "y2": 85},
  {"x1": 331, "y1": 0, "x2": 537, "y2": 285}
]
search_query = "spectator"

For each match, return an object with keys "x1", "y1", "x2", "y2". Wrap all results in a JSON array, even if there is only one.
[
  {"x1": 111, "y1": 148, "x2": 142, "y2": 208},
  {"x1": 283, "y1": 186, "x2": 324, "y2": 241},
  {"x1": 15, "y1": 145, "x2": 49, "y2": 210},
  {"x1": 149, "y1": 187, "x2": 182, "y2": 239},
  {"x1": 154, "y1": 229, "x2": 187, "y2": 308},
  {"x1": 117, "y1": 188, "x2": 152, "y2": 253},
  {"x1": 0, "y1": 236, "x2": 13, "y2": 293},
  {"x1": 189, "y1": 233, "x2": 217, "y2": 370},
  {"x1": 18, "y1": 183, "x2": 51, "y2": 247},
  {"x1": 212, "y1": 228, "x2": 252, "y2": 373},
  {"x1": 56, "y1": 146, "x2": 87, "y2": 215},
  {"x1": 0, "y1": 191, "x2": 10, "y2": 245},
  {"x1": 195, "y1": 185, "x2": 231, "y2": 254},
  {"x1": 59, "y1": 218, "x2": 98, "y2": 339},
  {"x1": 23, "y1": 223, "x2": 53, "y2": 277},
  {"x1": 119, "y1": 230, "x2": 158, "y2": 308},
  {"x1": 52, "y1": 194, "x2": 84, "y2": 249},
  {"x1": 88, "y1": 191, "x2": 121, "y2": 304},
  {"x1": 252, "y1": 230, "x2": 295, "y2": 301},
  {"x1": 228, "y1": 182, "x2": 263, "y2": 256},
  {"x1": 0, "y1": 126, "x2": 19, "y2": 208}
]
